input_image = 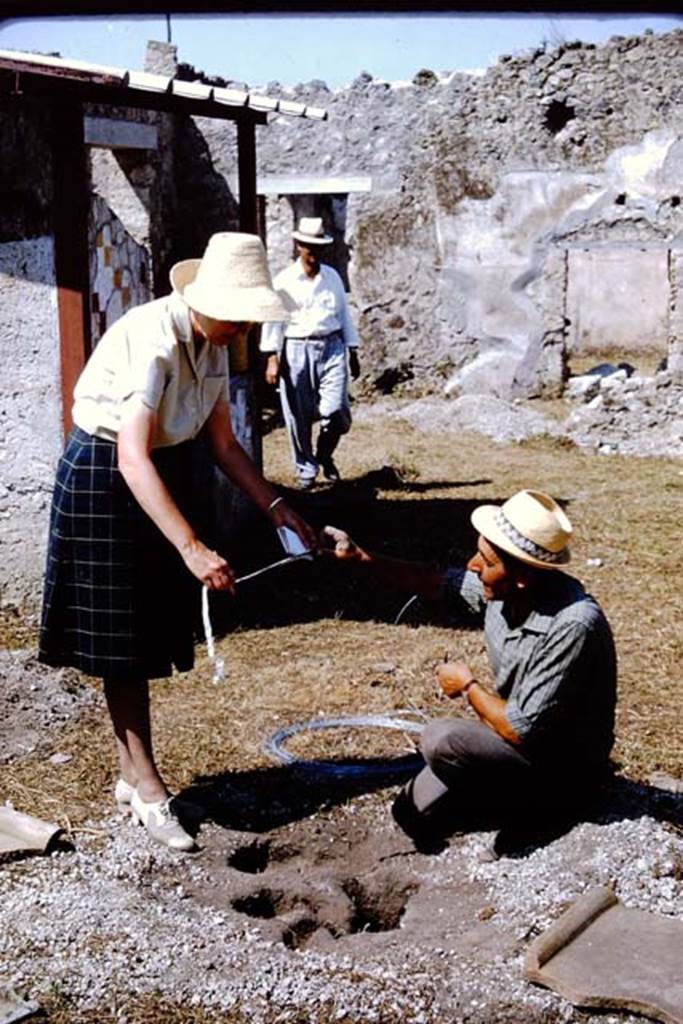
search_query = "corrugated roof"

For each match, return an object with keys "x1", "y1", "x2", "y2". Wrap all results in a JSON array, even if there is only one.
[{"x1": 0, "y1": 48, "x2": 328, "y2": 122}]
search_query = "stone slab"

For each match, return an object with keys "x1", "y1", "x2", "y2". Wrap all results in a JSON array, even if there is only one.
[
  {"x1": 525, "y1": 886, "x2": 683, "y2": 1024},
  {"x1": 0, "y1": 996, "x2": 41, "y2": 1024},
  {"x1": 0, "y1": 806, "x2": 63, "y2": 857}
]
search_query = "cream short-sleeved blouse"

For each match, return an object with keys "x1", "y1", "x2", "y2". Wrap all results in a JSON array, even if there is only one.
[{"x1": 72, "y1": 294, "x2": 229, "y2": 449}]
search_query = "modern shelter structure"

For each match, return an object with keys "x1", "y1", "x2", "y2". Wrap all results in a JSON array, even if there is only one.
[
  {"x1": 0, "y1": 47, "x2": 327, "y2": 434},
  {"x1": 0, "y1": 45, "x2": 328, "y2": 606}
]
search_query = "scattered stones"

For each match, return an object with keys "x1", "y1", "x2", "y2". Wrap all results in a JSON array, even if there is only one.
[
  {"x1": 357, "y1": 395, "x2": 563, "y2": 445},
  {"x1": 0, "y1": 784, "x2": 681, "y2": 1023},
  {"x1": 566, "y1": 370, "x2": 683, "y2": 457},
  {"x1": 48, "y1": 752, "x2": 73, "y2": 766},
  {"x1": 566, "y1": 375, "x2": 601, "y2": 401},
  {"x1": 0, "y1": 991, "x2": 41, "y2": 1024}
]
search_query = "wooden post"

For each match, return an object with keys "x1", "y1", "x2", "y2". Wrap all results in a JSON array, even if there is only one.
[
  {"x1": 237, "y1": 117, "x2": 258, "y2": 234},
  {"x1": 257, "y1": 193, "x2": 267, "y2": 245},
  {"x1": 51, "y1": 102, "x2": 91, "y2": 437},
  {"x1": 236, "y1": 115, "x2": 264, "y2": 467}
]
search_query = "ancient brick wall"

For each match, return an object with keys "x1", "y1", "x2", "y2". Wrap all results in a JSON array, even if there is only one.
[{"x1": 188, "y1": 28, "x2": 683, "y2": 396}]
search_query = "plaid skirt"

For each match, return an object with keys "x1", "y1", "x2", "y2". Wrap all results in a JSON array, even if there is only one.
[{"x1": 39, "y1": 426, "x2": 200, "y2": 683}]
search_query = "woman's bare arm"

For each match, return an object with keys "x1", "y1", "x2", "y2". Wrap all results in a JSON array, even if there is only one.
[{"x1": 117, "y1": 401, "x2": 235, "y2": 590}]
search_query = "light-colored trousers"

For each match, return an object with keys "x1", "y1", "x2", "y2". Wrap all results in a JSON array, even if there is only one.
[
  {"x1": 410, "y1": 718, "x2": 533, "y2": 815},
  {"x1": 408, "y1": 718, "x2": 602, "y2": 826},
  {"x1": 279, "y1": 332, "x2": 352, "y2": 483}
]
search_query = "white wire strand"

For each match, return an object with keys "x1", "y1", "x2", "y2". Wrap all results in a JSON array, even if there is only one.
[
  {"x1": 263, "y1": 712, "x2": 427, "y2": 777},
  {"x1": 394, "y1": 593, "x2": 419, "y2": 625},
  {"x1": 201, "y1": 552, "x2": 313, "y2": 682}
]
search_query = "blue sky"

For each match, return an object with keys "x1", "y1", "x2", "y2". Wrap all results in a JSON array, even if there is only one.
[{"x1": 0, "y1": 13, "x2": 680, "y2": 88}]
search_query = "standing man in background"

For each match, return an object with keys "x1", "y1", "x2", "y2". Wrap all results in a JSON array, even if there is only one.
[{"x1": 261, "y1": 217, "x2": 361, "y2": 489}]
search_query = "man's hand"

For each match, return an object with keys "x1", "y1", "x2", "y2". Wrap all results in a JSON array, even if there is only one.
[
  {"x1": 437, "y1": 659, "x2": 475, "y2": 698},
  {"x1": 349, "y1": 350, "x2": 361, "y2": 381},
  {"x1": 265, "y1": 353, "x2": 280, "y2": 386},
  {"x1": 180, "y1": 538, "x2": 236, "y2": 592},
  {"x1": 319, "y1": 525, "x2": 362, "y2": 562}
]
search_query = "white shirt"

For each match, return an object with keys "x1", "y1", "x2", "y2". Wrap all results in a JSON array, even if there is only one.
[
  {"x1": 260, "y1": 259, "x2": 360, "y2": 353},
  {"x1": 72, "y1": 294, "x2": 229, "y2": 449}
]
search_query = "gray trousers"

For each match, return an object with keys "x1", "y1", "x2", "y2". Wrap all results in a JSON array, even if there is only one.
[
  {"x1": 279, "y1": 332, "x2": 351, "y2": 483},
  {"x1": 410, "y1": 718, "x2": 536, "y2": 818}
]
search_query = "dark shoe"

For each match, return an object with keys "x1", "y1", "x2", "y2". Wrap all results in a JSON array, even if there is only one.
[
  {"x1": 320, "y1": 458, "x2": 340, "y2": 482},
  {"x1": 491, "y1": 818, "x2": 574, "y2": 860},
  {"x1": 391, "y1": 789, "x2": 447, "y2": 855}
]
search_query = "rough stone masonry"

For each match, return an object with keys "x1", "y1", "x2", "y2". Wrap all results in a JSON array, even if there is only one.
[{"x1": 187, "y1": 28, "x2": 683, "y2": 398}]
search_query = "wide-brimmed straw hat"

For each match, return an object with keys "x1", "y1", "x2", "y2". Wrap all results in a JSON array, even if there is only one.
[
  {"x1": 170, "y1": 232, "x2": 292, "y2": 322},
  {"x1": 471, "y1": 490, "x2": 572, "y2": 570},
  {"x1": 292, "y1": 216, "x2": 333, "y2": 246}
]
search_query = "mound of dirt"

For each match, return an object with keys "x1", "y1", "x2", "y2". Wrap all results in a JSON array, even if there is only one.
[{"x1": 0, "y1": 650, "x2": 99, "y2": 764}]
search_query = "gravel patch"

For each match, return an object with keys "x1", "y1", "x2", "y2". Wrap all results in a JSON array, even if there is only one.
[{"x1": 1, "y1": 782, "x2": 681, "y2": 1023}]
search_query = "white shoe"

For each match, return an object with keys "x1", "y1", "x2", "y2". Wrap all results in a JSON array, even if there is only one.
[
  {"x1": 114, "y1": 778, "x2": 135, "y2": 813},
  {"x1": 130, "y1": 789, "x2": 195, "y2": 852}
]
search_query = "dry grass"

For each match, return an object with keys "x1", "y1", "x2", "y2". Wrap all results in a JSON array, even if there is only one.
[
  {"x1": 40, "y1": 993, "x2": 245, "y2": 1024},
  {"x1": 2, "y1": 413, "x2": 682, "y2": 834},
  {"x1": 40, "y1": 993, "x2": 391, "y2": 1024}
]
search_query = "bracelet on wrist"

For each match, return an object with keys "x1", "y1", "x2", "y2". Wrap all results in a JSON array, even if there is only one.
[
  {"x1": 267, "y1": 496, "x2": 284, "y2": 513},
  {"x1": 462, "y1": 679, "x2": 477, "y2": 697}
]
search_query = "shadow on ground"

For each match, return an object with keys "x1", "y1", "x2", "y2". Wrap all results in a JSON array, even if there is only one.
[
  {"x1": 177, "y1": 757, "x2": 421, "y2": 833},
  {"x1": 178, "y1": 757, "x2": 682, "y2": 855},
  {"x1": 203, "y1": 469, "x2": 523, "y2": 633},
  {"x1": 482, "y1": 774, "x2": 683, "y2": 859}
]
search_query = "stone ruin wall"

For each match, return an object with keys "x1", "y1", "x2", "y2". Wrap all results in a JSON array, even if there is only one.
[
  {"x1": 0, "y1": 107, "x2": 62, "y2": 608},
  {"x1": 189, "y1": 28, "x2": 683, "y2": 399}
]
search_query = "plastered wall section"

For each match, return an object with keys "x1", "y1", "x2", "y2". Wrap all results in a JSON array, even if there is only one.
[
  {"x1": 566, "y1": 248, "x2": 670, "y2": 353},
  {"x1": 0, "y1": 238, "x2": 62, "y2": 608}
]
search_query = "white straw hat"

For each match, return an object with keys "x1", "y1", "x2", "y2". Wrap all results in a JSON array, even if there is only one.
[
  {"x1": 471, "y1": 490, "x2": 572, "y2": 570},
  {"x1": 292, "y1": 216, "x2": 333, "y2": 246},
  {"x1": 170, "y1": 232, "x2": 292, "y2": 322}
]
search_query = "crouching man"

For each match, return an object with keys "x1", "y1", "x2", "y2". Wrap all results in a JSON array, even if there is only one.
[{"x1": 322, "y1": 490, "x2": 617, "y2": 850}]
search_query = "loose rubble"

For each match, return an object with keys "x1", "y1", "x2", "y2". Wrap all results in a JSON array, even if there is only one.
[
  {"x1": 354, "y1": 364, "x2": 683, "y2": 459},
  {"x1": 565, "y1": 369, "x2": 683, "y2": 458},
  {"x1": 1, "y1": 775, "x2": 681, "y2": 1022}
]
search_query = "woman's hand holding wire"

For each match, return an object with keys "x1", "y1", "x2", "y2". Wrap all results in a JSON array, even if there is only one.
[
  {"x1": 181, "y1": 538, "x2": 236, "y2": 592},
  {"x1": 269, "y1": 501, "x2": 318, "y2": 553}
]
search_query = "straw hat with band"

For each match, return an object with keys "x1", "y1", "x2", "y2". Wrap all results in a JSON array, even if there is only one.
[
  {"x1": 170, "y1": 232, "x2": 293, "y2": 323},
  {"x1": 471, "y1": 489, "x2": 572, "y2": 570},
  {"x1": 292, "y1": 216, "x2": 333, "y2": 246}
]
